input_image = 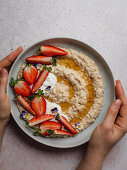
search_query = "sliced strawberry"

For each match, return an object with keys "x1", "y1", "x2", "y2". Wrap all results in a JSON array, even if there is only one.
[
  {"x1": 54, "y1": 129, "x2": 72, "y2": 136},
  {"x1": 31, "y1": 96, "x2": 46, "y2": 115},
  {"x1": 14, "y1": 80, "x2": 31, "y2": 96},
  {"x1": 24, "y1": 65, "x2": 38, "y2": 85},
  {"x1": 40, "y1": 45, "x2": 68, "y2": 57},
  {"x1": 26, "y1": 56, "x2": 52, "y2": 65},
  {"x1": 40, "y1": 121, "x2": 62, "y2": 134},
  {"x1": 32, "y1": 69, "x2": 49, "y2": 93},
  {"x1": 29, "y1": 114, "x2": 55, "y2": 126},
  {"x1": 17, "y1": 95, "x2": 36, "y2": 115},
  {"x1": 56, "y1": 114, "x2": 78, "y2": 134}
]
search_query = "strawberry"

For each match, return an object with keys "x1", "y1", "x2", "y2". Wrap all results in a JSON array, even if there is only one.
[
  {"x1": 26, "y1": 56, "x2": 52, "y2": 65},
  {"x1": 54, "y1": 129, "x2": 72, "y2": 136},
  {"x1": 40, "y1": 121, "x2": 62, "y2": 134},
  {"x1": 40, "y1": 45, "x2": 68, "y2": 57},
  {"x1": 32, "y1": 69, "x2": 49, "y2": 93},
  {"x1": 31, "y1": 96, "x2": 46, "y2": 115},
  {"x1": 29, "y1": 114, "x2": 55, "y2": 126},
  {"x1": 41, "y1": 129, "x2": 72, "y2": 136},
  {"x1": 56, "y1": 114, "x2": 78, "y2": 134},
  {"x1": 24, "y1": 65, "x2": 38, "y2": 85},
  {"x1": 17, "y1": 95, "x2": 36, "y2": 115},
  {"x1": 9, "y1": 78, "x2": 31, "y2": 96}
]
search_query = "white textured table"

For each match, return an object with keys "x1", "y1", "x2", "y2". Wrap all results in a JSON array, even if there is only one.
[{"x1": 0, "y1": 0, "x2": 127, "y2": 170}]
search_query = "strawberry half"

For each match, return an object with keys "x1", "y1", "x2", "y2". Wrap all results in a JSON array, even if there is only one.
[
  {"x1": 17, "y1": 95, "x2": 36, "y2": 115},
  {"x1": 40, "y1": 121, "x2": 62, "y2": 134},
  {"x1": 31, "y1": 96, "x2": 46, "y2": 115},
  {"x1": 54, "y1": 129, "x2": 72, "y2": 136},
  {"x1": 26, "y1": 56, "x2": 52, "y2": 65},
  {"x1": 56, "y1": 114, "x2": 78, "y2": 134},
  {"x1": 24, "y1": 65, "x2": 38, "y2": 85},
  {"x1": 9, "y1": 78, "x2": 31, "y2": 96},
  {"x1": 40, "y1": 45, "x2": 68, "y2": 57},
  {"x1": 29, "y1": 114, "x2": 55, "y2": 126},
  {"x1": 32, "y1": 69, "x2": 49, "y2": 93}
]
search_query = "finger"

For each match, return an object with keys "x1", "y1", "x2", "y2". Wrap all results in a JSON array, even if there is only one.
[
  {"x1": 0, "y1": 68, "x2": 8, "y2": 97},
  {"x1": 116, "y1": 80, "x2": 127, "y2": 119},
  {"x1": 103, "y1": 99, "x2": 121, "y2": 127},
  {"x1": 116, "y1": 80, "x2": 127, "y2": 106},
  {"x1": 0, "y1": 46, "x2": 23, "y2": 68}
]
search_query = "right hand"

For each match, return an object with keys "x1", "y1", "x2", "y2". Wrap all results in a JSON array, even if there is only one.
[{"x1": 88, "y1": 80, "x2": 127, "y2": 159}]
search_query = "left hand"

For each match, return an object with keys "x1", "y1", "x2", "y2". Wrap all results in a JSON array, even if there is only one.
[{"x1": 0, "y1": 46, "x2": 23, "y2": 131}]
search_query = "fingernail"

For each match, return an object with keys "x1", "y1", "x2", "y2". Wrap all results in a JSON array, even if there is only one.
[{"x1": 114, "y1": 99, "x2": 121, "y2": 105}]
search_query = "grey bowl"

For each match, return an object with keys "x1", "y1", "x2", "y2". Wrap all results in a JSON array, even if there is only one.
[{"x1": 7, "y1": 38, "x2": 115, "y2": 148}]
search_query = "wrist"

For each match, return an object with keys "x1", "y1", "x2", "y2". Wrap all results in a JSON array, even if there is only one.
[
  {"x1": 78, "y1": 145, "x2": 105, "y2": 170},
  {"x1": 0, "y1": 118, "x2": 9, "y2": 134},
  {"x1": 87, "y1": 143, "x2": 107, "y2": 161}
]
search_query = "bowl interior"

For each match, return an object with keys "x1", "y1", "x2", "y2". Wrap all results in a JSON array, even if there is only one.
[{"x1": 7, "y1": 38, "x2": 115, "y2": 148}]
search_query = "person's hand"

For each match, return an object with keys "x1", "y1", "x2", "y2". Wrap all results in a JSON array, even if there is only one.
[
  {"x1": 78, "y1": 80, "x2": 127, "y2": 170},
  {"x1": 0, "y1": 47, "x2": 23, "y2": 131},
  {"x1": 88, "y1": 80, "x2": 127, "y2": 158}
]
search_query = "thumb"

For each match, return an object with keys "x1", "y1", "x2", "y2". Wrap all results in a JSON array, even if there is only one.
[
  {"x1": 0, "y1": 68, "x2": 8, "y2": 97},
  {"x1": 103, "y1": 99, "x2": 121, "y2": 128}
]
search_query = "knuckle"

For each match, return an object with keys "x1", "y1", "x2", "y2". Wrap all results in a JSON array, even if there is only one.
[{"x1": 101, "y1": 122, "x2": 112, "y2": 131}]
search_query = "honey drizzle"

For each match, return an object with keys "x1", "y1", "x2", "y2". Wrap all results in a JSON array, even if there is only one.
[
  {"x1": 46, "y1": 56, "x2": 95, "y2": 124},
  {"x1": 57, "y1": 57, "x2": 95, "y2": 124}
]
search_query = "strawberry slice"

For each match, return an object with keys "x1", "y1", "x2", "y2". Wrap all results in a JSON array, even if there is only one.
[
  {"x1": 17, "y1": 95, "x2": 36, "y2": 115},
  {"x1": 31, "y1": 96, "x2": 46, "y2": 115},
  {"x1": 54, "y1": 129, "x2": 72, "y2": 136},
  {"x1": 24, "y1": 65, "x2": 38, "y2": 85},
  {"x1": 40, "y1": 121, "x2": 62, "y2": 134},
  {"x1": 32, "y1": 69, "x2": 49, "y2": 93},
  {"x1": 56, "y1": 114, "x2": 78, "y2": 134},
  {"x1": 26, "y1": 56, "x2": 52, "y2": 65},
  {"x1": 9, "y1": 78, "x2": 31, "y2": 96},
  {"x1": 40, "y1": 45, "x2": 68, "y2": 57},
  {"x1": 29, "y1": 114, "x2": 55, "y2": 126}
]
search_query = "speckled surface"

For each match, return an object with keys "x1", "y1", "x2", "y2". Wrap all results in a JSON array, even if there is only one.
[{"x1": 0, "y1": 0, "x2": 127, "y2": 170}]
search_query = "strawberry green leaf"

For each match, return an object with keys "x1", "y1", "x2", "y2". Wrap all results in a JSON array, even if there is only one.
[
  {"x1": 28, "y1": 89, "x2": 44, "y2": 100},
  {"x1": 35, "y1": 48, "x2": 41, "y2": 55},
  {"x1": 33, "y1": 131, "x2": 40, "y2": 136},
  {"x1": 46, "y1": 67, "x2": 52, "y2": 72},
  {"x1": 46, "y1": 129, "x2": 54, "y2": 135},
  {"x1": 9, "y1": 77, "x2": 17, "y2": 87},
  {"x1": 52, "y1": 57, "x2": 57, "y2": 66}
]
